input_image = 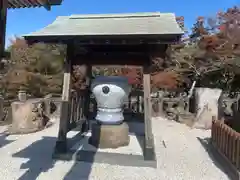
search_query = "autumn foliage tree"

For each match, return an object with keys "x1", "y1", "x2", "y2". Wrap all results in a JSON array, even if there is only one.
[
  {"x1": 0, "y1": 37, "x2": 65, "y2": 98},
  {"x1": 194, "y1": 6, "x2": 240, "y2": 90},
  {"x1": 168, "y1": 6, "x2": 240, "y2": 92}
]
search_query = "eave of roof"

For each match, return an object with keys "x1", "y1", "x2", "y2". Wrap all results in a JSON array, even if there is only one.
[{"x1": 7, "y1": 0, "x2": 62, "y2": 11}]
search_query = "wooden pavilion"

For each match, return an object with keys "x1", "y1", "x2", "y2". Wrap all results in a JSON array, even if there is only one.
[
  {"x1": 0, "y1": 0, "x2": 63, "y2": 59},
  {"x1": 23, "y1": 12, "x2": 183, "y2": 164}
]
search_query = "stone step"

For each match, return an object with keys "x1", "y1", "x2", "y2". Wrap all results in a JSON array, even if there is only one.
[{"x1": 70, "y1": 131, "x2": 143, "y2": 156}]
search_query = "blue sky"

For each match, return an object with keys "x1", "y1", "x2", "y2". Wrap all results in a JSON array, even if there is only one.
[{"x1": 6, "y1": 0, "x2": 239, "y2": 47}]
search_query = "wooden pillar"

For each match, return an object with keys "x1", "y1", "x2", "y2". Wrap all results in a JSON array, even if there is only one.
[
  {"x1": 54, "y1": 43, "x2": 73, "y2": 154},
  {"x1": 143, "y1": 60, "x2": 155, "y2": 161},
  {"x1": 84, "y1": 64, "x2": 92, "y2": 118},
  {"x1": 0, "y1": 0, "x2": 7, "y2": 59},
  {"x1": 82, "y1": 64, "x2": 92, "y2": 131}
]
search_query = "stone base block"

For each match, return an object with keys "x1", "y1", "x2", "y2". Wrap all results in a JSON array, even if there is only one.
[
  {"x1": 89, "y1": 122, "x2": 130, "y2": 149},
  {"x1": 8, "y1": 99, "x2": 51, "y2": 134},
  {"x1": 177, "y1": 112, "x2": 195, "y2": 127}
]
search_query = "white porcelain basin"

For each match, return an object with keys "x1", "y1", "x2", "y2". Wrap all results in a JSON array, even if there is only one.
[{"x1": 91, "y1": 76, "x2": 131, "y2": 124}]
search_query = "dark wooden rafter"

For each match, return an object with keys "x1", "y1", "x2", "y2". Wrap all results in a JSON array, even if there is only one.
[
  {"x1": 7, "y1": 0, "x2": 62, "y2": 10},
  {"x1": 0, "y1": 0, "x2": 7, "y2": 59}
]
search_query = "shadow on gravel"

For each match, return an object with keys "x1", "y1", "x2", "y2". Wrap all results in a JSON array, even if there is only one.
[
  {"x1": 12, "y1": 136, "x2": 57, "y2": 180},
  {"x1": 12, "y1": 132, "x2": 94, "y2": 180},
  {"x1": 126, "y1": 121, "x2": 145, "y2": 155},
  {"x1": 0, "y1": 134, "x2": 14, "y2": 148},
  {"x1": 63, "y1": 161, "x2": 93, "y2": 180},
  {"x1": 197, "y1": 137, "x2": 236, "y2": 180}
]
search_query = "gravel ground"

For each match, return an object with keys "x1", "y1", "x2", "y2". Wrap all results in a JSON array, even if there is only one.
[{"x1": 0, "y1": 117, "x2": 229, "y2": 180}]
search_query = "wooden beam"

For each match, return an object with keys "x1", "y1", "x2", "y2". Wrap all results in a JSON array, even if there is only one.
[
  {"x1": 84, "y1": 64, "x2": 92, "y2": 115},
  {"x1": 54, "y1": 42, "x2": 73, "y2": 154},
  {"x1": 82, "y1": 64, "x2": 92, "y2": 131},
  {"x1": 74, "y1": 39, "x2": 158, "y2": 45},
  {"x1": 74, "y1": 52, "x2": 149, "y2": 66},
  {"x1": 143, "y1": 60, "x2": 155, "y2": 161},
  {"x1": 0, "y1": 0, "x2": 7, "y2": 59},
  {"x1": 24, "y1": 34, "x2": 182, "y2": 45}
]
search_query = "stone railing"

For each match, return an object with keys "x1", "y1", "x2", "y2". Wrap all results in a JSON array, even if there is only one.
[{"x1": 221, "y1": 92, "x2": 240, "y2": 118}]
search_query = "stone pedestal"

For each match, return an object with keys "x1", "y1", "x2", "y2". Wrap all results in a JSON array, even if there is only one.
[
  {"x1": 89, "y1": 122, "x2": 130, "y2": 149},
  {"x1": 8, "y1": 99, "x2": 51, "y2": 134}
]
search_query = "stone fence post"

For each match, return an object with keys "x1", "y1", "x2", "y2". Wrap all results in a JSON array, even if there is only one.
[
  {"x1": 0, "y1": 94, "x2": 4, "y2": 121},
  {"x1": 18, "y1": 89, "x2": 27, "y2": 102}
]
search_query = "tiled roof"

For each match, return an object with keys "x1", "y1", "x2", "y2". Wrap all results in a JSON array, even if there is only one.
[{"x1": 24, "y1": 12, "x2": 184, "y2": 37}]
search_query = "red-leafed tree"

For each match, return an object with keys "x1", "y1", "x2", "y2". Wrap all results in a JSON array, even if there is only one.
[
  {"x1": 197, "y1": 6, "x2": 240, "y2": 59},
  {"x1": 168, "y1": 6, "x2": 240, "y2": 91},
  {"x1": 193, "y1": 6, "x2": 240, "y2": 90}
]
